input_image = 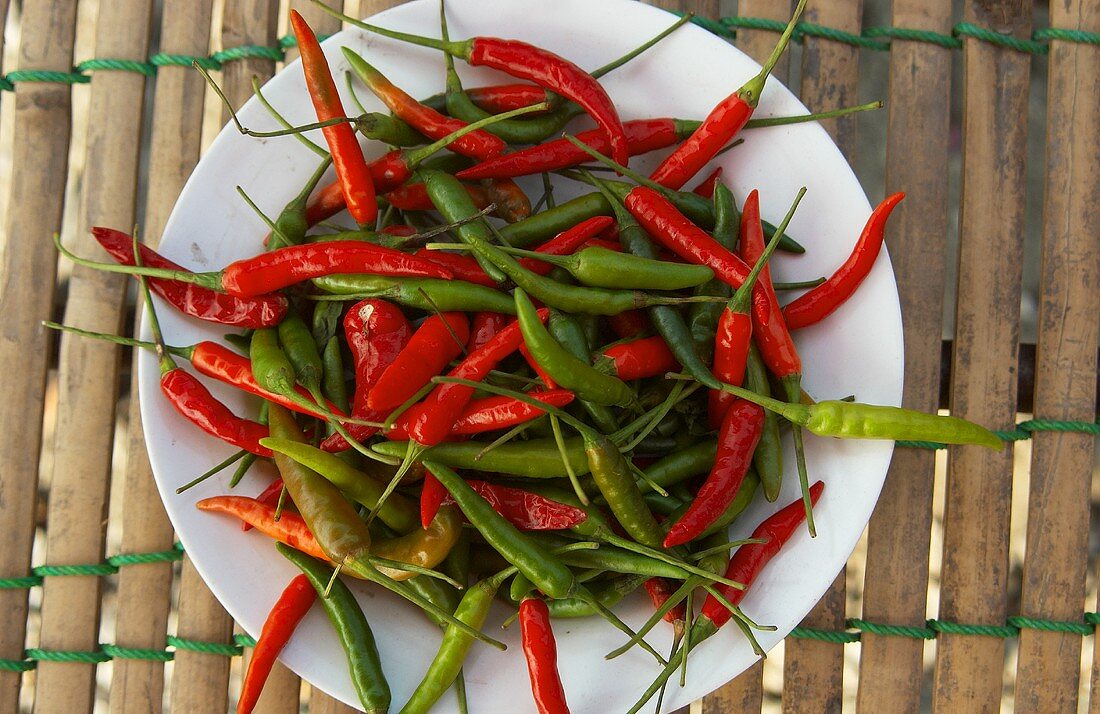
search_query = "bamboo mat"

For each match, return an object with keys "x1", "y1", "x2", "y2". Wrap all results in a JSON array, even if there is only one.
[{"x1": 0, "y1": 0, "x2": 1096, "y2": 712}]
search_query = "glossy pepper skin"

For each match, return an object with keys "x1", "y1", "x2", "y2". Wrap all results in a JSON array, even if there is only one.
[
  {"x1": 320, "y1": 299, "x2": 411, "y2": 451},
  {"x1": 237, "y1": 575, "x2": 316, "y2": 714},
  {"x1": 290, "y1": 12, "x2": 377, "y2": 226},
  {"x1": 197, "y1": 496, "x2": 327, "y2": 561},
  {"x1": 783, "y1": 193, "x2": 905, "y2": 330},
  {"x1": 438, "y1": 480, "x2": 588, "y2": 532},
  {"x1": 160, "y1": 370, "x2": 272, "y2": 457},
  {"x1": 447, "y1": 390, "x2": 576, "y2": 434},
  {"x1": 93, "y1": 227, "x2": 287, "y2": 328},
  {"x1": 366, "y1": 312, "x2": 470, "y2": 412},
  {"x1": 663, "y1": 399, "x2": 764, "y2": 547},
  {"x1": 519, "y1": 597, "x2": 571, "y2": 714},
  {"x1": 598, "y1": 335, "x2": 679, "y2": 381},
  {"x1": 409, "y1": 310, "x2": 547, "y2": 446}
]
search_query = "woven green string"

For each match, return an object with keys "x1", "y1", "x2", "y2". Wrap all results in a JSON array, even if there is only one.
[{"x1": 0, "y1": 22, "x2": 1095, "y2": 92}]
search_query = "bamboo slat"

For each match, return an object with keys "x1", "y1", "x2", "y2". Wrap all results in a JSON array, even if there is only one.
[
  {"x1": 1012, "y1": 0, "x2": 1099, "y2": 709},
  {"x1": 108, "y1": 2, "x2": 216, "y2": 713},
  {"x1": 0, "y1": 1, "x2": 79, "y2": 711},
  {"x1": 931, "y1": 0, "x2": 1031, "y2": 709},
  {"x1": 855, "y1": 1, "x2": 954, "y2": 711},
  {"x1": 222, "y1": 0, "x2": 281, "y2": 116},
  {"x1": 34, "y1": 2, "x2": 154, "y2": 711},
  {"x1": 780, "y1": 2, "x2": 863, "y2": 712}
]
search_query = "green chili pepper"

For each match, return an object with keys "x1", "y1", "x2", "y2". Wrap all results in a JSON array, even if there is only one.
[
  {"x1": 401, "y1": 568, "x2": 513, "y2": 714},
  {"x1": 312, "y1": 274, "x2": 516, "y2": 314},
  {"x1": 679, "y1": 376, "x2": 1004, "y2": 448},
  {"x1": 688, "y1": 181, "x2": 737, "y2": 363},
  {"x1": 744, "y1": 345, "x2": 783, "y2": 501},
  {"x1": 357, "y1": 111, "x2": 426, "y2": 146},
  {"x1": 546, "y1": 574, "x2": 647, "y2": 619},
  {"x1": 493, "y1": 244, "x2": 714, "y2": 290},
  {"x1": 425, "y1": 462, "x2": 575, "y2": 599},
  {"x1": 499, "y1": 193, "x2": 611, "y2": 248},
  {"x1": 533, "y1": 534, "x2": 694, "y2": 580},
  {"x1": 277, "y1": 544, "x2": 390, "y2": 714},
  {"x1": 371, "y1": 438, "x2": 589, "y2": 478},
  {"x1": 267, "y1": 405, "x2": 373, "y2": 562},
  {"x1": 321, "y1": 336, "x2": 351, "y2": 413},
  {"x1": 313, "y1": 301, "x2": 345, "y2": 354},
  {"x1": 585, "y1": 433, "x2": 664, "y2": 548},
  {"x1": 547, "y1": 310, "x2": 619, "y2": 433},
  {"x1": 509, "y1": 571, "x2": 535, "y2": 602},
  {"x1": 261, "y1": 437, "x2": 419, "y2": 534},
  {"x1": 589, "y1": 173, "x2": 721, "y2": 390},
  {"x1": 639, "y1": 440, "x2": 718, "y2": 493},
  {"x1": 516, "y1": 289, "x2": 636, "y2": 407},
  {"x1": 277, "y1": 313, "x2": 326, "y2": 400},
  {"x1": 270, "y1": 155, "x2": 332, "y2": 249}
]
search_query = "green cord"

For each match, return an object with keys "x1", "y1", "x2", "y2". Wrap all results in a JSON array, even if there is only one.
[{"x1": 0, "y1": 23, "x2": 1095, "y2": 93}]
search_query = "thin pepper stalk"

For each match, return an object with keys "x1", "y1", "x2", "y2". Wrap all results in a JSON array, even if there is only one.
[
  {"x1": 290, "y1": 10, "x2": 377, "y2": 226},
  {"x1": 268, "y1": 155, "x2": 333, "y2": 250},
  {"x1": 647, "y1": 0, "x2": 808, "y2": 189}
]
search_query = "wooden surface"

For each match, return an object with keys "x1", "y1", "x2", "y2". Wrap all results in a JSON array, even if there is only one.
[{"x1": 0, "y1": 0, "x2": 1096, "y2": 712}]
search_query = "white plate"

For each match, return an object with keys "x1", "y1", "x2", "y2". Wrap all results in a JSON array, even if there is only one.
[{"x1": 140, "y1": 0, "x2": 903, "y2": 711}]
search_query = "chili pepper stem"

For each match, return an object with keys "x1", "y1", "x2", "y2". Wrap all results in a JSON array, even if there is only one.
[
  {"x1": 432, "y1": 376, "x2": 597, "y2": 439},
  {"x1": 594, "y1": 532, "x2": 745, "y2": 590},
  {"x1": 606, "y1": 577, "x2": 693, "y2": 660},
  {"x1": 251, "y1": 76, "x2": 328, "y2": 158},
  {"x1": 474, "y1": 419, "x2": 538, "y2": 460},
  {"x1": 322, "y1": 560, "x2": 344, "y2": 598},
  {"x1": 175, "y1": 450, "x2": 249, "y2": 494},
  {"x1": 737, "y1": 0, "x2": 807, "y2": 107},
  {"x1": 367, "y1": 441, "x2": 426, "y2": 525},
  {"x1": 591, "y1": 12, "x2": 694, "y2": 78},
  {"x1": 665, "y1": 372, "x2": 810, "y2": 423},
  {"x1": 746, "y1": 100, "x2": 883, "y2": 129},
  {"x1": 399, "y1": 100, "x2": 553, "y2": 166},
  {"x1": 42, "y1": 321, "x2": 196, "y2": 360},
  {"x1": 132, "y1": 231, "x2": 177, "y2": 375},
  {"x1": 314, "y1": 2, "x2": 470, "y2": 57},
  {"x1": 782, "y1": 375, "x2": 816, "y2": 537}
]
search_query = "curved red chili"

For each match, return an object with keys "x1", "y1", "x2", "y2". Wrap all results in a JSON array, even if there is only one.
[
  {"x1": 691, "y1": 167, "x2": 723, "y2": 199},
  {"x1": 290, "y1": 11, "x2": 377, "y2": 225},
  {"x1": 643, "y1": 577, "x2": 686, "y2": 625},
  {"x1": 384, "y1": 181, "x2": 490, "y2": 212},
  {"x1": 467, "y1": 311, "x2": 509, "y2": 351},
  {"x1": 237, "y1": 574, "x2": 316, "y2": 714},
  {"x1": 409, "y1": 310, "x2": 547, "y2": 446},
  {"x1": 456, "y1": 118, "x2": 697, "y2": 181},
  {"x1": 663, "y1": 399, "x2": 764, "y2": 547},
  {"x1": 161, "y1": 370, "x2": 271, "y2": 457},
  {"x1": 783, "y1": 193, "x2": 905, "y2": 330},
  {"x1": 700, "y1": 481, "x2": 824, "y2": 629},
  {"x1": 93, "y1": 228, "x2": 287, "y2": 328},
  {"x1": 519, "y1": 597, "x2": 571, "y2": 714},
  {"x1": 367, "y1": 312, "x2": 470, "y2": 412}
]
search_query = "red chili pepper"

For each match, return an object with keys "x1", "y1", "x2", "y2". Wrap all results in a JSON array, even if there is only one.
[
  {"x1": 783, "y1": 193, "x2": 905, "y2": 330},
  {"x1": 244, "y1": 479, "x2": 285, "y2": 532},
  {"x1": 465, "y1": 83, "x2": 547, "y2": 113},
  {"x1": 161, "y1": 370, "x2": 272, "y2": 457},
  {"x1": 320, "y1": 300, "x2": 412, "y2": 452},
  {"x1": 347, "y1": 51, "x2": 506, "y2": 160},
  {"x1": 643, "y1": 577, "x2": 686, "y2": 624},
  {"x1": 468, "y1": 311, "x2": 510, "y2": 351},
  {"x1": 420, "y1": 471, "x2": 449, "y2": 530},
  {"x1": 700, "y1": 481, "x2": 824, "y2": 629},
  {"x1": 383, "y1": 181, "x2": 490, "y2": 212},
  {"x1": 409, "y1": 311, "x2": 547, "y2": 446},
  {"x1": 519, "y1": 597, "x2": 571, "y2": 714},
  {"x1": 237, "y1": 574, "x2": 316, "y2": 714},
  {"x1": 197, "y1": 495, "x2": 327, "y2": 561},
  {"x1": 219, "y1": 241, "x2": 452, "y2": 296},
  {"x1": 93, "y1": 228, "x2": 287, "y2": 328},
  {"x1": 664, "y1": 400, "x2": 764, "y2": 547},
  {"x1": 648, "y1": 1, "x2": 805, "y2": 189},
  {"x1": 691, "y1": 167, "x2": 723, "y2": 199},
  {"x1": 305, "y1": 179, "x2": 345, "y2": 226},
  {"x1": 338, "y1": 22, "x2": 630, "y2": 166},
  {"x1": 465, "y1": 481, "x2": 588, "y2": 531},
  {"x1": 290, "y1": 11, "x2": 377, "y2": 225},
  {"x1": 623, "y1": 187, "x2": 771, "y2": 324},
  {"x1": 367, "y1": 312, "x2": 470, "y2": 412},
  {"x1": 599, "y1": 335, "x2": 679, "y2": 381},
  {"x1": 413, "y1": 249, "x2": 498, "y2": 287},
  {"x1": 456, "y1": 118, "x2": 698, "y2": 181},
  {"x1": 449, "y1": 390, "x2": 575, "y2": 434},
  {"x1": 606, "y1": 309, "x2": 650, "y2": 339}
]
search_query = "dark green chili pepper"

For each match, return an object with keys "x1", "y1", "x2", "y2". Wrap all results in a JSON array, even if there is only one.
[
  {"x1": 585, "y1": 433, "x2": 663, "y2": 548},
  {"x1": 744, "y1": 345, "x2": 783, "y2": 501},
  {"x1": 372, "y1": 438, "x2": 589, "y2": 478},
  {"x1": 589, "y1": 174, "x2": 720, "y2": 389},
  {"x1": 688, "y1": 181, "x2": 737, "y2": 363},
  {"x1": 312, "y1": 274, "x2": 516, "y2": 314},
  {"x1": 425, "y1": 462, "x2": 575, "y2": 599},
  {"x1": 267, "y1": 405, "x2": 372, "y2": 562},
  {"x1": 499, "y1": 193, "x2": 611, "y2": 248},
  {"x1": 639, "y1": 439, "x2": 718, "y2": 493},
  {"x1": 312, "y1": 301, "x2": 345, "y2": 352},
  {"x1": 271, "y1": 155, "x2": 332, "y2": 249},
  {"x1": 401, "y1": 568, "x2": 513, "y2": 714},
  {"x1": 547, "y1": 311, "x2": 618, "y2": 433},
  {"x1": 261, "y1": 437, "x2": 419, "y2": 534},
  {"x1": 516, "y1": 289, "x2": 636, "y2": 407},
  {"x1": 546, "y1": 574, "x2": 647, "y2": 619},
  {"x1": 277, "y1": 543, "x2": 390, "y2": 714}
]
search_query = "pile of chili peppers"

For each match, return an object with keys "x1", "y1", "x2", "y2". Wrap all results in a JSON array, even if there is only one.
[{"x1": 51, "y1": 4, "x2": 1003, "y2": 712}]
